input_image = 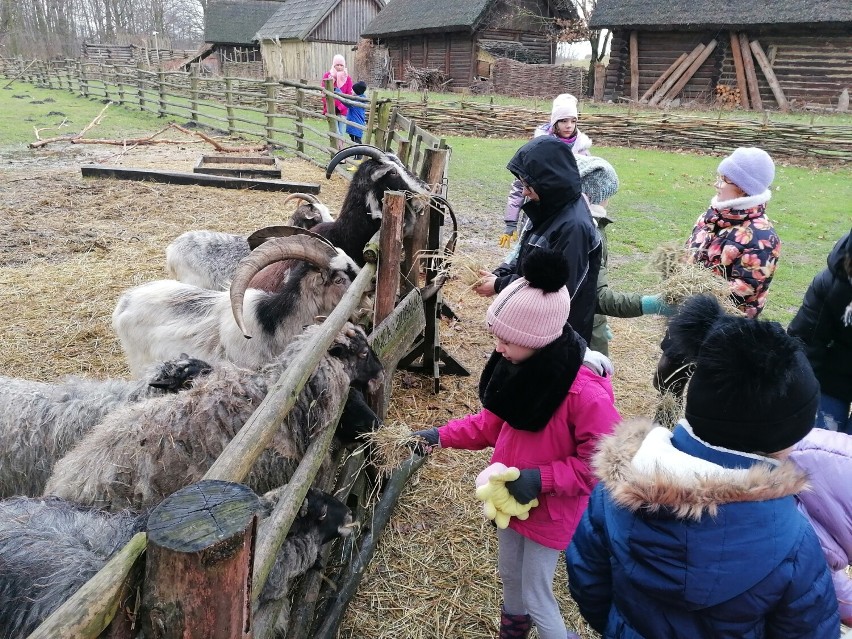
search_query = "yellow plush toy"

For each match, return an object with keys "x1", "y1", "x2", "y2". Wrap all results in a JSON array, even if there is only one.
[{"x1": 475, "y1": 462, "x2": 539, "y2": 529}]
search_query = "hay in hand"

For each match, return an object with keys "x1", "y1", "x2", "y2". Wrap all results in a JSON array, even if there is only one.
[
  {"x1": 445, "y1": 252, "x2": 488, "y2": 288},
  {"x1": 362, "y1": 421, "x2": 420, "y2": 477},
  {"x1": 652, "y1": 244, "x2": 743, "y2": 315},
  {"x1": 654, "y1": 390, "x2": 685, "y2": 429}
]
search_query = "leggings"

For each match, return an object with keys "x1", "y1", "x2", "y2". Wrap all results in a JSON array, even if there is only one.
[{"x1": 497, "y1": 527, "x2": 566, "y2": 639}]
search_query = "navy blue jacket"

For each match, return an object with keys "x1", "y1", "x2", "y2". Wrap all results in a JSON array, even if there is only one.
[{"x1": 566, "y1": 420, "x2": 839, "y2": 639}]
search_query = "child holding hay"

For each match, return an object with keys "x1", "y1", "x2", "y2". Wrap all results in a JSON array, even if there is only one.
[{"x1": 413, "y1": 249, "x2": 621, "y2": 639}]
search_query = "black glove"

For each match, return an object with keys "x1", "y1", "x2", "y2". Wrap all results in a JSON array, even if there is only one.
[
  {"x1": 409, "y1": 427, "x2": 440, "y2": 455},
  {"x1": 505, "y1": 469, "x2": 541, "y2": 505}
]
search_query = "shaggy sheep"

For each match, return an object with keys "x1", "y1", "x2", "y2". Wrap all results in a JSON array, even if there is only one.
[
  {"x1": 0, "y1": 354, "x2": 210, "y2": 499},
  {"x1": 165, "y1": 193, "x2": 333, "y2": 291},
  {"x1": 0, "y1": 487, "x2": 352, "y2": 638},
  {"x1": 113, "y1": 234, "x2": 363, "y2": 376},
  {"x1": 45, "y1": 322, "x2": 383, "y2": 511}
]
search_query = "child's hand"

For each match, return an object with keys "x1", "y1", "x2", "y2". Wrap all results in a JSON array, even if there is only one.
[
  {"x1": 504, "y1": 469, "x2": 541, "y2": 504},
  {"x1": 473, "y1": 271, "x2": 497, "y2": 297},
  {"x1": 408, "y1": 427, "x2": 440, "y2": 455}
]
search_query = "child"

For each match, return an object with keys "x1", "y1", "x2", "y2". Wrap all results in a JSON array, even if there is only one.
[
  {"x1": 789, "y1": 427, "x2": 852, "y2": 625},
  {"x1": 413, "y1": 249, "x2": 621, "y2": 639},
  {"x1": 567, "y1": 294, "x2": 839, "y2": 638},
  {"x1": 502, "y1": 94, "x2": 592, "y2": 246},
  {"x1": 655, "y1": 146, "x2": 781, "y2": 396},
  {"x1": 475, "y1": 135, "x2": 602, "y2": 344},
  {"x1": 788, "y1": 229, "x2": 852, "y2": 433},
  {"x1": 346, "y1": 81, "x2": 368, "y2": 145},
  {"x1": 321, "y1": 54, "x2": 352, "y2": 151}
]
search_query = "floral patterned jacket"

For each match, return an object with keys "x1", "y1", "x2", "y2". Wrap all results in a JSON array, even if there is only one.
[{"x1": 686, "y1": 193, "x2": 780, "y2": 318}]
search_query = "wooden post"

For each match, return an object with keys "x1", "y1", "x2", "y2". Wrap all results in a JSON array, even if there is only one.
[
  {"x1": 363, "y1": 89, "x2": 378, "y2": 146},
  {"x1": 648, "y1": 43, "x2": 705, "y2": 106},
  {"x1": 157, "y1": 67, "x2": 166, "y2": 118},
  {"x1": 629, "y1": 30, "x2": 639, "y2": 103},
  {"x1": 137, "y1": 61, "x2": 145, "y2": 111},
  {"x1": 190, "y1": 64, "x2": 199, "y2": 123},
  {"x1": 640, "y1": 53, "x2": 686, "y2": 103},
  {"x1": 225, "y1": 75, "x2": 235, "y2": 134},
  {"x1": 738, "y1": 33, "x2": 763, "y2": 111},
  {"x1": 374, "y1": 101, "x2": 393, "y2": 150},
  {"x1": 749, "y1": 39, "x2": 788, "y2": 111},
  {"x1": 264, "y1": 77, "x2": 276, "y2": 145},
  {"x1": 373, "y1": 191, "x2": 405, "y2": 328},
  {"x1": 140, "y1": 481, "x2": 259, "y2": 639},
  {"x1": 295, "y1": 80, "x2": 305, "y2": 154},
  {"x1": 660, "y1": 39, "x2": 717, "y2": 106},
  {"x1": 728, "y1": 32, "x2": 750, "y2": 109},
  {"x1": 593, "y1": 63, "x2": 606, "y2": 102},
  {"x1": 79, "y1": 60, "x2": 88, "y2": 97}
]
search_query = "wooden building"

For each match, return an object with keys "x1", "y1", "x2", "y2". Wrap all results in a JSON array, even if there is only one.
[
  {"x1": 204, "y1": 0, "x2": 285, "y2": 72},
  {"x1": 361, "y1": 0, "x2": 576, "y2": 89},
  {"x1": 255, "y1": 0, "x2": 384, "y2": 81},
  {"x1": 591, "y1": 0, "x2": 852, "y2": 109}
]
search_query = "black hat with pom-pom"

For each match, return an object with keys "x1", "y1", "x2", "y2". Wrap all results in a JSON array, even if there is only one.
[
  {"x1": 668, "y1": 294, "x2": 819, "y2": 454},
  {"x1": 486, "y1": 249, "x2": 571, "y2": 349}
]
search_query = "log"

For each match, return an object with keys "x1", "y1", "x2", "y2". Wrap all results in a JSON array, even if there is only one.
[
  {"x1": 729, "y1": 32, "x2": 750, "y2": 109},
  {"x1": 738, "y1": 33, "x2": 763, "y2": 111},
  {"x1": 648, "y1": 43, "x2": 705, "y2": 106},
  {"x1": 640, "y1": 53, "x2": 687, "y2": 103},
  {"x1": 660, "y1": 39, "x2": 718, "y2": 106},
  {"x1": 81, "y1": 165, "x2": 320, "y2": 193},
  {"x1": 373, "y1": 191, "x2": 406, "y2": 328},
  {"x1": 750, "y1": 39, "x2": 789, "y2": 111},
  {"x1": 140, "y1": 481, "x2": 259, "y2": 639},
  {"x1": 593, "y1": 63, "x2": 606, "y2": 102},
  {"x1": 629, "y1": 31, "x2": 639, "y2": 103}
]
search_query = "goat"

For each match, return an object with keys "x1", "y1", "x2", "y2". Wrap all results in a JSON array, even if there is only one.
[
  {"x1": 165, "y1": 193, "x2": 333, "y2": 291},
  {"x1": 113, "y1": 234, "x2": 362, "y2": 376},
  {"x1": 0, "y1": 354, "x2": 210, "y2": 499},
  {"x1": 0, "y1": 487, "x2": 352, "y2": 638},
  {"x1": 45, "y1": 322, "x2": 384, "y2": 512}
]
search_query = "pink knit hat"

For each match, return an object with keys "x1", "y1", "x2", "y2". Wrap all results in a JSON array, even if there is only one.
[
  {"x1": 486, "y1": 250, "x2": 571, "y2": 349},
  {"x1": 550, "y1": 93, "x2": 579, "y2": 126}
]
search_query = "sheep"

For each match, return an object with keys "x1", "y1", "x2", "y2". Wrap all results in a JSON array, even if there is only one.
[
  {"x1": 113, "y1": 234, "x2": 363, "y2": 376},
  {"x1": 0, "y1": 354, "x2": 211, "y2": 499},
  {"x1": 45, "y1": 322, "x2": 384, "y2": 512},
  {"x1": 0, "y1": 487, "x2": 352, "y2": 638},
  {"x1": 165, "y1": 193, "x2": 333, "y2": 291}
]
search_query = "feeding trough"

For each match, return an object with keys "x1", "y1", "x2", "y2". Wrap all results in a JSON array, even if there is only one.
[{"x1": 194, "y1": 155, "x2": 282, "y2": 180}]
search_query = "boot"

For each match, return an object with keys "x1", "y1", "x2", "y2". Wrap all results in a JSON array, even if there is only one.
[{"x1": 499, "y1": 606, "x2": 532, "y2": 639}]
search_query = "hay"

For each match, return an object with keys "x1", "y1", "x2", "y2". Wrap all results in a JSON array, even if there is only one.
[
  {"x1": 652, "y1": 243, "x2": 743, "y2": 315},
  {"x1": 444, "y1": 251, "x2": 488, "y2": 288}
]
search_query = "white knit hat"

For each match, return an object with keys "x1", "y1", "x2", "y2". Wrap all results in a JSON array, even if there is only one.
[
  {"x1": 717, "y1": 147, "x2": 775, "y2": 196},
  {"x1": 550, "y1": 93, "x2": 579, "y2": 126}
]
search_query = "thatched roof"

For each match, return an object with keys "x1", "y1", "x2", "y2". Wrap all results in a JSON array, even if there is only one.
[
  {"x1": 255, "y1": 0, "x2": 336, "y2": 40},
  {"x1": 205, "y1": 0, "x2": 285, "y2": 44},
  {"x1": 362, "y1": 0, "x2": 494, "y2": 37},
  {"x1": 589, "y1": 0, "x2": 852, "y2": 29}
]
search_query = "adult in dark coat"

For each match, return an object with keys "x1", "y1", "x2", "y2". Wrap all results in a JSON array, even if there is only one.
[
  {"x1": 788, "y1": 229, "x2": 852, "y2": 433},
  {"x1": 475, "y1": 136, "x2": 602, "y2": 344}
]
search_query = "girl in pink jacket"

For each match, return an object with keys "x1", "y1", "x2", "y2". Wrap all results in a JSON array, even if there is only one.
[{"x1": 413, "y1": 249, "x2": 621, "y2": 639}]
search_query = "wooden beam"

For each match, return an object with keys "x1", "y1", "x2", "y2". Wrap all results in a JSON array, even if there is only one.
[
  {"x1": 728, "y1": 32, "x2": 750, "y2": 110},
  {"x1": 629, "y1": 31, "x2": 639, "y2": 103},
  {"x1": 640, "y1": 53, "x2": 687, "y2": 103},
  {"x1": 648, "y1": 43, "x2": 705, "y2": 107},
  {"x1": 738, "y1": 33, "x2": 763, "y2": 111},
  {"x1": 660, "y1": 39, "x2": 718, "y2": 107},
  {"x1": 81, "y1": 165, "x2": 320, "y2": 193},
  {"x1": 373, "y1": 191, "x2": 405, "y2": 328},
  {"x1": 749, "y1": 39, "x2": 788, "y2": 111}
]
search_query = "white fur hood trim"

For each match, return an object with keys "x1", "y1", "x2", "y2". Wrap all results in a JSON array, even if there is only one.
[{"x1": 710, "y1": 189, "x2": 771, "y2": 211}]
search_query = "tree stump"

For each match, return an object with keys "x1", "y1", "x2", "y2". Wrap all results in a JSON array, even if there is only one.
[{"x1": 140, "y1": 480, "x2": 262, "y2": 639}]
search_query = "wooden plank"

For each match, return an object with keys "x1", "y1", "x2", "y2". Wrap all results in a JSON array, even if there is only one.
[
  {"x1": 373, "y1": 191, "x2": 405, "y2": 328},
  {"x1": 739, "y1": 33, "x2": 763, "y2": 110},
  {"x1": 648, "y1": 43, "x2": 705, "y2": 106},
  {"x1": 629, "y1": 31, "x2": 639, "y2": 102},
  {"x1": 640, "y1": 52, "x2": 687, "y2": 103},
  {"x1": 660, "y1": 39, "x2": 717, "y2": 106},
  {"x1": 729, "y1": 32, "x2": 750, "y2": 109},
  {"x1": 750, "y1": 38, "x2": 789, "y2": 111},
  {"x1": 81, "y1": 165, "x2": 319, "y2": 193}
]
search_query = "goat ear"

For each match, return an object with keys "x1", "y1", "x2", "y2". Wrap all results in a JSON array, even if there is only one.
[
  {"x1": 371, "y1": 164, "x2": 395, "y2": 180},
  {"x1": 299, "y1": 497, "x2": 310, "y2": 518}
]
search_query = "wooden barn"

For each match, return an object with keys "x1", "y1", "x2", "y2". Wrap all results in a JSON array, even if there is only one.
[
  {"x1": 591, "y1": 0, "x2": 852, "y2": 109},
  {"x1": 361, "y1": 0, "x2": 576, "y2": 89},
  {"x1": 204, "y1": 0, "x2": 285, "y2": 72},
  {"x1": 255, "y1": 0, "x2": 385, "y2": 82}
]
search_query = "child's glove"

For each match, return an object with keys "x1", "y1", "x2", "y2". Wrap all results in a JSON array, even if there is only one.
[
  {"x1": 408, "y1": 427, "x2": 440, "y2": 455},
  {"x1": 583, "y1": 347, "x2": 614, "y2": 377},
  {"x1": 475, "y1": 463, "x2": 538, "y2": 529},
  {"x1": 504, "y1": 469, "x2": 541, "y2": 505},
  {"x1": 498, "y1": 230, "x2": 518, "y2": 249},
  {"x1": 641, "y1": 294, "x2": 675, "y2": 317}
]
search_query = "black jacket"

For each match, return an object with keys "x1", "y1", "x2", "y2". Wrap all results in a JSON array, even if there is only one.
[
  {"x1": 788, "y1": 231, "x2": 852, "y2": 402},
  {"x1": 494, "y1": 136, "x2": 601, "y2": 343}
]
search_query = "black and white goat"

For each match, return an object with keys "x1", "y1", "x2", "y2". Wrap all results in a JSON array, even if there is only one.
[
  {"x1": 46, "y1": 322, "x2": 384, "y2": 511},
  {"x1": 0, "y1": 488, "x2": 353, "y2": 638},
  {"x1": 165, "y1": 193, "x2": 333, "y2": 291},
  {"x1": 0, "y1": 354, "x2": 210, "y2": 499},
  {"x1": 113, "y1": 235, "x2": 362, "y2": 376}
]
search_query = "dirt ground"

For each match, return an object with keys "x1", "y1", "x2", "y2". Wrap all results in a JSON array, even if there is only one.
[{"x1": 0, "y1": 137, "x2": 663, "y2": 638}]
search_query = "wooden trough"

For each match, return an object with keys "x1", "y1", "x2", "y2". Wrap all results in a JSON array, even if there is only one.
[{"x1": 193, "y1": 155, "x2": 283, "y2": 180}]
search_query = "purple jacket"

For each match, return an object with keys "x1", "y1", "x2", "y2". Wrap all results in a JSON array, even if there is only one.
[
  {"x1": 437, "y1": 366, "x2": 620, "y2": 549},
  {"x1": 790, "y1": 428, "x2": 852, "y2": 621}
]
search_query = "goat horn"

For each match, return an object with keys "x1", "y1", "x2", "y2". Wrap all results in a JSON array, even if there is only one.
[
  {"x1": 230, "y1": 236, "x2": 338, "y2": 339},
  {"x1": 325, "y1": 145, "x2": 386, "y2": 178},
  {"x1": 246, "y1": 224, "x2": 337, "y2": 251},
  {"x1": 281, "y1": 192, "x2": 320, "y2": 207}
]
